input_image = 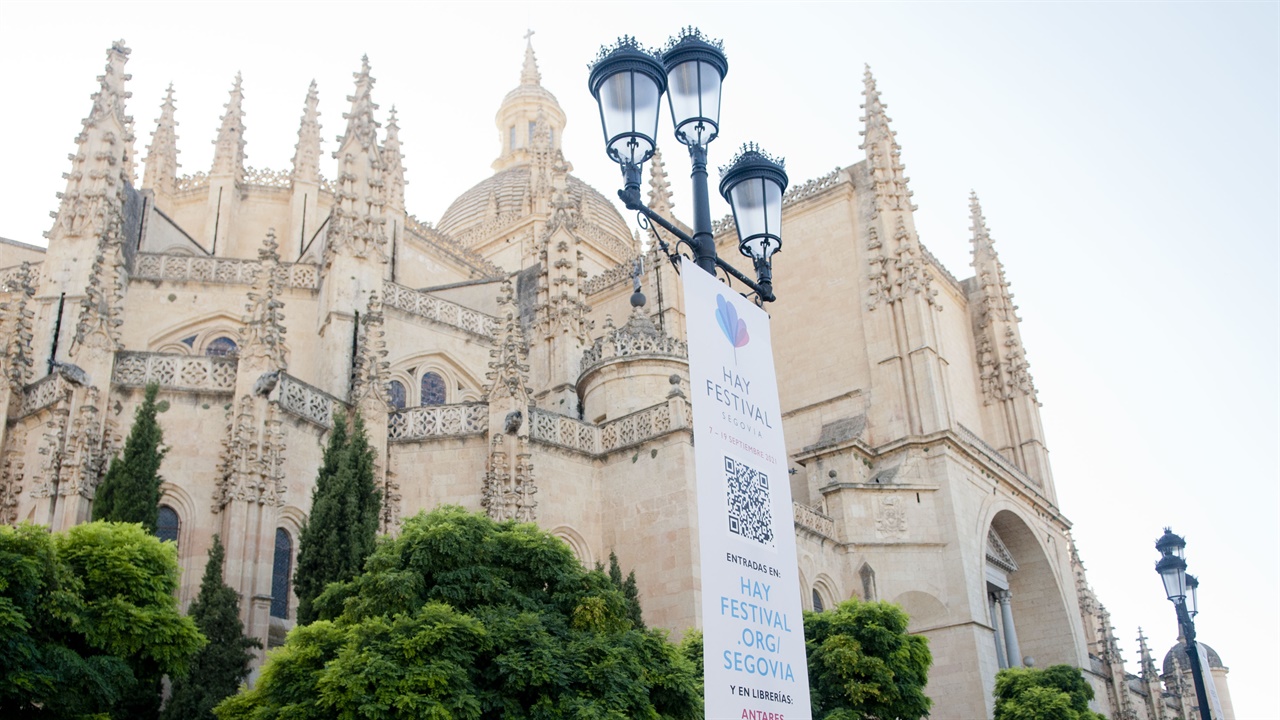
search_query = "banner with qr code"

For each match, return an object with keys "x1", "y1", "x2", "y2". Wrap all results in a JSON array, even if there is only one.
[{"x1": 681, "y1": 257, "x2": 812, "y2": 720}]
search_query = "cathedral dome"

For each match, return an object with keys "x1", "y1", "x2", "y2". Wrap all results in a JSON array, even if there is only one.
[
  {"x1": 1162, "y1": 640, "x2": 1225, "y2": 675},
  {"x1": 436, "y1": 166, "x2": 632, "y2": 247}
]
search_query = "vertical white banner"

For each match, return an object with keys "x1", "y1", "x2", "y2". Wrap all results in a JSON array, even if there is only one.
[{"x1": 681, "y1": 257, "x2": 812, "y2": 720}]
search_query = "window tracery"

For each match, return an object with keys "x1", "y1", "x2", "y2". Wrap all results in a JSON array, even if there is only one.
[
  {"x1": 205, "y1": 336, "x2": 239, "y2": 357},
  {"x1": 420, "y1": 371, "x2": 446, "y2": 405}
]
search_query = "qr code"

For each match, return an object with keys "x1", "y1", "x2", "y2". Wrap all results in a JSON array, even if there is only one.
[{"x1": 725, "y1": 456, "x2": 774, "y2": 547}]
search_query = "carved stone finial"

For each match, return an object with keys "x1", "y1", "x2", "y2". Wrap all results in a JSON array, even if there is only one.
[
  {"x1": 239, "y1": 230, "x2": 289, "y2": 371},
  {"x1": 0, "y1": 263, "x2": 38, "y2": 393},
  {"x1": 47, "y1": 40, "x2": 136, "y2": 242},
  {"x1": 484, "y1": 281, "x2": 531, "y2": 401},
  {"x1": 210, "y1": 73, "x2": 247, "y2": 184},
  {"x1": 142, "y1": 84, "x2": 180, "y2": 196},
  {"x1": 969, "y1": 192, "x2": 1036, "y2": 404},
  {"x1": 859, "y1": 66, "x2": 916, "y2": 218},
  {"x1": 350, "y1": 291, "x2": 391, "y2": 411},
  {"x1": 323, "y1": 57, "x2": 389, "y2": 267},
  {"x1": 647, "y1": 146, "x2": 675, "y2": 215},
  {"x1": 521, "y1": 32, "x2": 542, "y2": 86},
  {"x1": 291, "y1": 80, "x2": 322, "y2": 184},
  {"x1": 383, "y1": 106, "x2": 407, "y2": 213}
]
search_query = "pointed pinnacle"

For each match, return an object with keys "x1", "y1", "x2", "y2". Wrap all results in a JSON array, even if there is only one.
[{"x1": 521, "y1": 33, "x2": 542, "y2": 85}]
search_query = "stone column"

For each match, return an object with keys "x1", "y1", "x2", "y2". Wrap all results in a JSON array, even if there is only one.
[
  {"x1": 989, "y1": 595, "x2": 1008, "y2": 669},
  {"x1": 996, "y1": 590, "x2": 1022, "y2": 668}
]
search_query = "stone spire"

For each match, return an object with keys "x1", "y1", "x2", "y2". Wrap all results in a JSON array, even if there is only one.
[
  {"x1": 142, "y1": 84, "x2": 179, "y2": 199},
  {"x1": 859, "y1": 65, "x2": 915, "y2": 218},
  {"x1": 969, "y1": 192, "x2": 1017, "y2": 329},
  {"x1": 350, "y1": 292, "x2": 390, "y2": 410},
  {"x1": 1137, "y1": 628, "x2": 1167, "y2": 720},
  {"x1": 521, "y1": 31, "x2": 541, "y2": 85},
  {"x1": 969, "y1": 193, "x2": 1036, "y2": 404},
  {"x1": 647, "y1": 146, "x2": 675, "y2": 215},
  {"x1": 382, "y1": 106, "x2": 407, "y2": 214},
  {"x1": 47, "y1": 40, "x2": 136, "y2": 243},
  {"x1": 210, "y1": 73, "x2": 247, "y2": 185},
  {"x1": 324, "y1": 56, "x2": 387, "y2": 264},
  {"x1": 239, "y1": 230, "x2": 289, "y2": 372},
  {"x1": 291, "y1": 80, "x2": 321, "y2": 185}
]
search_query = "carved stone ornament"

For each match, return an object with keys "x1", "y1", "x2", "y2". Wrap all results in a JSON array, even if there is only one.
[
  {"x1": 480, "y1": 433, "x2": 537, "y2": 522},
  {"x1": 484, "y1": 282, "x2": 531, "y2": 402},
  {"x1": 239, "y1": 231, "x2": 289, "y2": 372},
  {"x1": 874, "y1": 495, "x2": 908, "y2": 538},
  {"x1": 322, "y1": 57, "x2": 389, "y2": 267}
]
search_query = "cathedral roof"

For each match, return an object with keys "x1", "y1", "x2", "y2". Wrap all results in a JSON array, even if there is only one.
[
  {"x1": 1162, "y1": 640, "x2": 1225, "y2": 675},
  {"x1": 435, "y1": 165, "x2": 632, "y2": 249}
]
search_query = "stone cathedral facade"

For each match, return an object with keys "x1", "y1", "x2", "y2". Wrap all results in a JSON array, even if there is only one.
[{"x1": 0, "y1": 40, "x2": 1234, "y2": 719}]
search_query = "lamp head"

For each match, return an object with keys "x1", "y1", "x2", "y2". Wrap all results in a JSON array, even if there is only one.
[
  {"x1": 588, "y1": 37, "x2": 667, "y2": 168},
  {"x1": 661, "y1": 28, "x2": 728, "y2": 147}
]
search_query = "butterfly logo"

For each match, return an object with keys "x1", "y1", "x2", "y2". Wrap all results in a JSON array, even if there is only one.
[{"x1": 715, "y1": 294, "x2": 750, "y2": 362}]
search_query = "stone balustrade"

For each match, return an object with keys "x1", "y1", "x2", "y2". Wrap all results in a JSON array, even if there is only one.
[
  {"x1": 112, "y1": 352, "x2": 237, "y2": 393},
  {"x1": 956, "y1": 423, "x2": 1037, "y2": 490},
  {"x1": 132, "y1": 253, "x2": 319, "y2": 289},
  {"x1": 381, "y1": 280, "x2": 499, "y2": 339},
  {"x1": 388, "y1": 403, "x2": 488, "y2": 441},
  {"x1": 278, "y1": 373, "x2": 344, "y2": 428},
  {"x1": 793, "y1": 502, "x2": 837, "y2": 539},
  {"x1": 530, "y1": 409, "x2": 599, "y2": 454},
  {"x1": 579, "y1": 313, "x2": 687, "y2": 376},
  {"x1": 530, "y1": 400, "x2": 691, "y2": 457},
  {"x1": 17, "y1": 373, "x2": 67, "y2": 417}
]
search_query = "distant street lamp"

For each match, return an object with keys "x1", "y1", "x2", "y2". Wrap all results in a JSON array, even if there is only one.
[
  {"x1": 1154, "y1": 528, "x2": 1211, "y2": 720},
  {"x1": 588, "y1": 29, "x2": 789, "y2": 304}
]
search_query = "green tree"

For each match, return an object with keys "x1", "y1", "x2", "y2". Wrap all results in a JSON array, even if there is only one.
[
  {"x1": 162, "y1": 535, "x2": 261, "y2": 720},
  {"x1": 215, "y1": 506, "x2": 701, "y2": 719},
  {"x1": 293, "y1": 410, "x2": 381, "y2": 624},
  {"x1": 0, "y1": 521, "x2": 204, "y2": 718},
  {"x1": 804, "y1": 598, "x2": 933, "y2": 720},
  {"x1": 604, "y1": 550, "x2": 645, "y2": 630},
  {"x1": 994, "y1": 665, "x2": 1107, "y2": 720},
  {"x1": 93, "y1": 383, "x2": 167, "y2": 532}
]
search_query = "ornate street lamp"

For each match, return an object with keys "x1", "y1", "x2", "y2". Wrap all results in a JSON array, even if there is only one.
[
  {"x1": 588, "y1": 28, "x2": 788, "y2": 304},
  {"x1": 1154, "y1": 528, "x2": 1211, "y2": 720}
]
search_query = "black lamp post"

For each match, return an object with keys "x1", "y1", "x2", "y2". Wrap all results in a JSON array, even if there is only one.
[
  {"x1": 589, "y1": 29, "x2": 789, "y2": 304},
  {"x1": 1154, "y1": 528, "x2": 1212, "y2": 720}
]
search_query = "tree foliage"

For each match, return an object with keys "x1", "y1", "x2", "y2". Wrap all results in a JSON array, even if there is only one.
[
  {"x1": 994, "y1": 665, "x2": 1107, "y2": 720},
  {"x1": 0, "y1": 521, "x2": 204, "y2": 718},
  {"x1": 93, "y1": 383, "x2": 167, "y2": 532},
  {"x1": 293, "y1": 410, "x2": 381, "y2": 624},
  {"x1": 804, "y1": 598, "x2": 933, "y2": 720},
  {"x1": 162, "y1": 535, "x2": 261, "y2": 720},
  {"x1": 215, "y1": 506, "x2": 701, "y2": 719},
  {"x1": 603, "y1": 550, "x2": 645, "y2": 630}
]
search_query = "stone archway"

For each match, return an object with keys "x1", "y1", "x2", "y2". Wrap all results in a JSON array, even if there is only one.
[{"x1": 986, "y1": 509, "x2": 1077, "y2": 669}]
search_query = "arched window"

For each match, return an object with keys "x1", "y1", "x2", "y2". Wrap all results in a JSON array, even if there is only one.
[
  {"x1": 157, "y1": 505, "x2": 180, "y2": 547},
  {"x1": 388, "y1": 380, "x2": 407, "y2": 410},
  {"x1": 270, "y1": 528, "x2": 292, "y2": 619},
  {"x1": 420, "y1": 372, "x2": 446, "y2": 406},
  {"x1": 205, "y1": 336, "x2": 239, "y2": 357},
  {"x1": 812, "y1": 588, "x2": 825, "y2": 613}
]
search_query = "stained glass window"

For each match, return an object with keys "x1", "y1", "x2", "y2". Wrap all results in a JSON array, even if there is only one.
[
  {"x1": 812, "y1": 588, "x2": 825, "y2": 612},
  {"x1": 205, "y1": 336, "x2": 238, "y2": 357},
  {"x1": 389, "y1": 380, "x2": 407, "y2": 410},
  {"x1": 271, "y1": 528, "x2": 292, "y2": 619},
  {"x1": 421, "y1": 372, "x2": 446, "y2": 406},
  {"x1": 157, "y1": 505, "x2": 179, "y2": 547}
]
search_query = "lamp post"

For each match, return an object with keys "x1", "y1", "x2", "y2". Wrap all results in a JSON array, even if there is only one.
[
  {"x1": 1154, "y1": 528, "x2": 1212, "y2": 720},
  {"x1": 588, "y1": 29, "x2": 789, "y2": 304}
]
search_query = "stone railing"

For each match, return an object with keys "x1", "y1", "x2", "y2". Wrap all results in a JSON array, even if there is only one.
[
  {"x1": 382, "y1": 280, "x2": 499, "y2": 339},
  {"x1": 793, "y1": 503, "x2": 837, "y2": 539},
  {"x1": 783, "y1": 168, "x2": 844, "y2": 208},
  {"x1": 580, "y1": 315, "x2": 688, "y2": 376},
  {"x1": 530, "y1": 409, "x2": 600, "y2": 455},
  {"x1": 243, "y1": 166, "x2": 293, "y2": 189},
  {"x1": 388, "y1": 403, "x2": 488, "y2": 441},
  {"x1": 132, "y1": 253, "x2": 319, "y2": 290},
  {"x1": 919, "y1": 243, "x2": 963, "y2": 292},
  {"x1": 112, "y1": 352, "x2": 237, "y2": 393},
  {"x1": 278, "y1": 373, "x2": 344, "y2": 428},
  {"x1": 175, "y1": 172, "x2": 209, "y2": 193},
  {"x1": 577, "y1": 221, "x2": 636, "y2": 263},
  {"x1": 404, "y1": 214, "x2": 505, "y2": 278},
  {"x1": 599, "y1": 403, "x2": 682, "y2": 453},
  {"x1": 955, "y1": 423, "x2": 1037, "y2": 490},
  {"x1": 18, "y1": 373, "x2": 67, "y2": 417}
]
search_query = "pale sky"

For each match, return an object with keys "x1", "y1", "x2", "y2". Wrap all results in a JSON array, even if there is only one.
[{"x1": 2, "y1": 1, "x2": 1276, "y2": 716}]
